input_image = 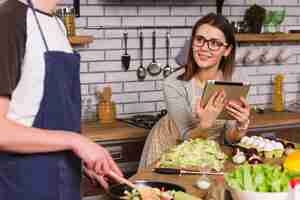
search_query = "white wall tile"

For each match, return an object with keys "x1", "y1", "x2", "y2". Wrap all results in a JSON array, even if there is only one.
[
  {"x1": 230, "y1": 7, "x2": 247, "y2": 16},
  {"x1": 105, "y1": 6, "x2": 137, "y2": 16},
  {"x1": 89, "y1": 38, "x2": 122, "y2": 50},
  {"x1": 257, "y1": 85, "x2": 272, "y2": 94},
  {"x1": 122, "y1": 17, "x2": 155, "y2": 26},
  {"x1": 154, "y1": 17, "x2": 185, "y2": 26},
  {"x1": 79, "y1": 50, "x2": 104, "y2": 61},
  {"x1": 80, "y1": 5, "x2": 104, "y2": 16},
  {"x1": 89, "y1": 61, "x2": 123, "y2": 72},
  {"x1": 171, "y1": 7, "x2": 201, "y2": 16},
  {"x1": 88, "y1": 17, "x2": 121, "y2": 27},
  {"x1": 123, "y1": 102, "x2": 156, "y2": 113},
  {"x1": 80, "y1": 62, "x2": 89, "y2": 72},
  {"x1": 106, "y1": 71, "x2": 138, "y2": 82},
  {"x1": 225, "y1": 0, "x2": 245, "y2": 5},
  {"x1": 272, "y1": 0, "x2": 298, "y2": 5},
  {"x1": 112, "y1": 93, "x2": 139, "y2": 103},
  {"x1": 124, "y1": 81, "x2": 156, "y2": 92},
  {"x1": 140, "y1": 91, "x2": 164, "y2": 101},
  {"x1": 138, "y1": 6, "x2": 170, "y2": 16},
  {"x1": 81, "y1": 85, "x2": 89, "y2": 95},
  {"x1": 80, "y1": 73, "x2": 105, "y2": 84}
]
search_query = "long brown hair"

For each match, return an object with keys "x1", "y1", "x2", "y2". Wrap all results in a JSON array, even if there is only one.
[{"x1": 178, "y1": 13, "x2": 236, "y2": 81}]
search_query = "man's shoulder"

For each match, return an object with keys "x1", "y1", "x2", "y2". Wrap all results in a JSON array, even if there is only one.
[{"x1": 0, "y1": 0, "x2": 27, "y2": 23}]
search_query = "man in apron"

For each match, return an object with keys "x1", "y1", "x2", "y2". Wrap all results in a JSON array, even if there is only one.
[{"x1": 0, "y1": 0, "x2": 122, "y2": 199}]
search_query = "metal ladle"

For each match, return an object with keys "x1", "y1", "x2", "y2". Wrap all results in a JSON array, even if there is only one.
[
  {"x1": 147, "y1": 30, "x2": 161, "y2": 76},
  {"x1": 163, "y1": 31, "x2": 173, "y2": 78},
  {"x1": 137, "y1": 31, "x2": 146, "y2": 81}
]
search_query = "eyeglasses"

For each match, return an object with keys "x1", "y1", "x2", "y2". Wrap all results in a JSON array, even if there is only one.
[{"x1": 193, "y1": 35, "x2": 228, "y2": 51}]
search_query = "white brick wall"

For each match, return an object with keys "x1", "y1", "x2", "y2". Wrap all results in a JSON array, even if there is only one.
[{"x1": 59, "y1": 0, "x2": 300, "y2": 120}]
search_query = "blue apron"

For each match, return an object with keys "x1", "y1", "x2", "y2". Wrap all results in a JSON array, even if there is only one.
[{"x1": 0, "y1": 1, "x2": 82, "y2": 199}]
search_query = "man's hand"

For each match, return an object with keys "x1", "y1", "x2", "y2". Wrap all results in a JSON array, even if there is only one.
[{"x1": 71, "y1": 134, "x2": 123, "y2": 189}]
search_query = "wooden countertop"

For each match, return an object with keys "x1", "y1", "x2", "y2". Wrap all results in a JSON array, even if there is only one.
[
  {"x1": 81, "y1": 121, "x2": 148, "y2": 142},
  {"x1": 249, "y1": 110, "x2": 300, "y2": 129},
  {"x1": 82, "y1": 111, "x2": 300, "y2": 142}
]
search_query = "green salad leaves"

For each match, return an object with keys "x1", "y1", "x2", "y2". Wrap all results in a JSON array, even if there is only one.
[{"x1": 225, "y1": 164, "x2": 290, "y2": 192}]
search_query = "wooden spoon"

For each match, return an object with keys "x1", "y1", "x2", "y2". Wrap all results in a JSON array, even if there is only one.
[{"x1": 84, "y1": 167, "x2": 136, "y2": 189}]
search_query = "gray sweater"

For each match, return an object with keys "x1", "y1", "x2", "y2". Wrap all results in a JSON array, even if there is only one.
[{"x1": 163, "y1": 68, "x2": 248, "y2": 140}]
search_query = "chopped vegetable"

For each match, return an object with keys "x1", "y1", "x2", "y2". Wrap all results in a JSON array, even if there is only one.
[
  {"x1": 158, "y1": 139, "x2": 227, "y2": 172},
  {"x1": 123, "y1": 188, "x2": 201, "y2": 200},
  {"x1": 225, "y1": 164, "x2": 290, "y2": 192}
]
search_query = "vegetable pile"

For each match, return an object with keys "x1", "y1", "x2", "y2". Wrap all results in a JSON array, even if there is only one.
[
  {"x1": 124, "y1": 187, "x2": 201, "y2": 200},
  {"x1": 225, "y1": 164, "x2": 290, "y2": 192},
  {"x1": 158, "y1": 139, "x2": 227, "y2": 172}
]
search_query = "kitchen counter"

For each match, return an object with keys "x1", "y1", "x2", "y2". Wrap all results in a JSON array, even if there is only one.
[
  {"x1": 81, "y1": 110, "x2": 300, "y2": 198},
  {"x1": 82, "y1": 110, "x2": 300, "y2": 142},
  {"x1": 80, "y1": 110, "x2": 300, "y2": 146},
  {"x1": 81, "y1": 121, "x2": 148, "y2": 143},
  {"x1": 249, "y1": 110, "x2": 300, "y2": 130}
]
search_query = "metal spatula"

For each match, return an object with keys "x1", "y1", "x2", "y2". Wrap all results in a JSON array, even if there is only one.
[{"x1": 121, "y1": 32, "x2": 131, "y2": 71}]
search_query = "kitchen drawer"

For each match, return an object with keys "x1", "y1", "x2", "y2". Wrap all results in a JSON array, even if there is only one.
[{"x1": 101, "y1": 140, "x2": 145, "y2": 163}]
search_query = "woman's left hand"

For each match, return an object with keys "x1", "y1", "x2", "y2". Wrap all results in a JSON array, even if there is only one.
[{"x1": 225, "y1": 97, "x2": 250, "y2": 127}]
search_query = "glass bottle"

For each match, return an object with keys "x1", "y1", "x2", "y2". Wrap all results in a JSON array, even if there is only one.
[
  {"x1": 272, "y1": 74, "x2": 285, "y2": 111},
  {"x1": 63, "y1": 7, "x2": 76, "y2": 37}
]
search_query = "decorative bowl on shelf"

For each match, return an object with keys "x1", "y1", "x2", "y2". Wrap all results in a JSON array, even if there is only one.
[{"x1": 263, "y1": 9, "x2": 286, "y2": 33}]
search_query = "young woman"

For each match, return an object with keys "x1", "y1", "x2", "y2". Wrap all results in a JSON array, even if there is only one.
[
  {"x1": 139, "y1": 13, "x2": 250, "y2": 169},
  {"x1": 0, "y1": 0, "x2": 122, "y2": 199},
  {"x1": 164, "y1": 13, "x2": 251, "y2": 142}
]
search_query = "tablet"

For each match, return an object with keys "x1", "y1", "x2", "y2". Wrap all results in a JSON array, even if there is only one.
[{"x1": 201, "y1": 80, "x2": 250, "y2": 120}]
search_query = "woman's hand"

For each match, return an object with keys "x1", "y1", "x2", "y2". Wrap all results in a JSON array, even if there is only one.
[
  {"x1": 195, "y1": 90, "x2": 226, "y2": 128},
  {"x1": 225, "y1": 97, "x2": 250, "y2": 127},
  {"x1": 71, "y1": 134, "x2": 123, "y2": 189}
]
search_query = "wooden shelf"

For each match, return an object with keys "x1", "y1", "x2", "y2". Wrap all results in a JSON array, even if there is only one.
[
  {"x1": 235, "y1": 33, "x2": 300, "y2": 43},
  {"x1": 68, "y1": 35, "x2": 94, "y2": 45}
]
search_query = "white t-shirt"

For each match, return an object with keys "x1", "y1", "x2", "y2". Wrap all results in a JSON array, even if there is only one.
[{"x1": 0, "y1": 0, "x2": 73, "y2": 126}]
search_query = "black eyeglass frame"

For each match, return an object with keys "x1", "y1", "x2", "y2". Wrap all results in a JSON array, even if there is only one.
[{"x1": 193, "y1": 35, "x2": 229, "y2": 51}]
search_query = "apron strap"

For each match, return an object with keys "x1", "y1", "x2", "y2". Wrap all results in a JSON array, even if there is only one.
[{"x1": 26, "y1": 0, "x2": 49, "y2": 51}]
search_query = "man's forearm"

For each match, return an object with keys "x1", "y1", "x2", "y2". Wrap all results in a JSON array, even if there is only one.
[{"x1": 0, "y1": 118, "x2": 77, "y2": 154}]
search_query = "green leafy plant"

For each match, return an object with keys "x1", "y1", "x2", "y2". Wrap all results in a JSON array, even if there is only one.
[{"x1": 244, "y1": 4, "x2": 266, "y2": 33}]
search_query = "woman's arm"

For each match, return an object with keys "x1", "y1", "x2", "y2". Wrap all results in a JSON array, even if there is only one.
[{"x1": 163, "y1": 80, "x2": 226, "y2": 140}]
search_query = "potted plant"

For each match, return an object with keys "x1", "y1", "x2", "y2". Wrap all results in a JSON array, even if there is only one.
[{"x1": 244, "y1": 4, "x2": 266, "y2": 33}]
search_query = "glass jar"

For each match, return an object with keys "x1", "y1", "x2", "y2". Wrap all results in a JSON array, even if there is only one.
[{"x1": 63, "y1": 7, "x2": 76, "y2": 37}]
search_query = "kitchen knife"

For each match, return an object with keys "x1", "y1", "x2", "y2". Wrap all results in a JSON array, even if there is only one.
[{"x1": 153, "y1": 168, "x2": 224, "y2": 176}]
